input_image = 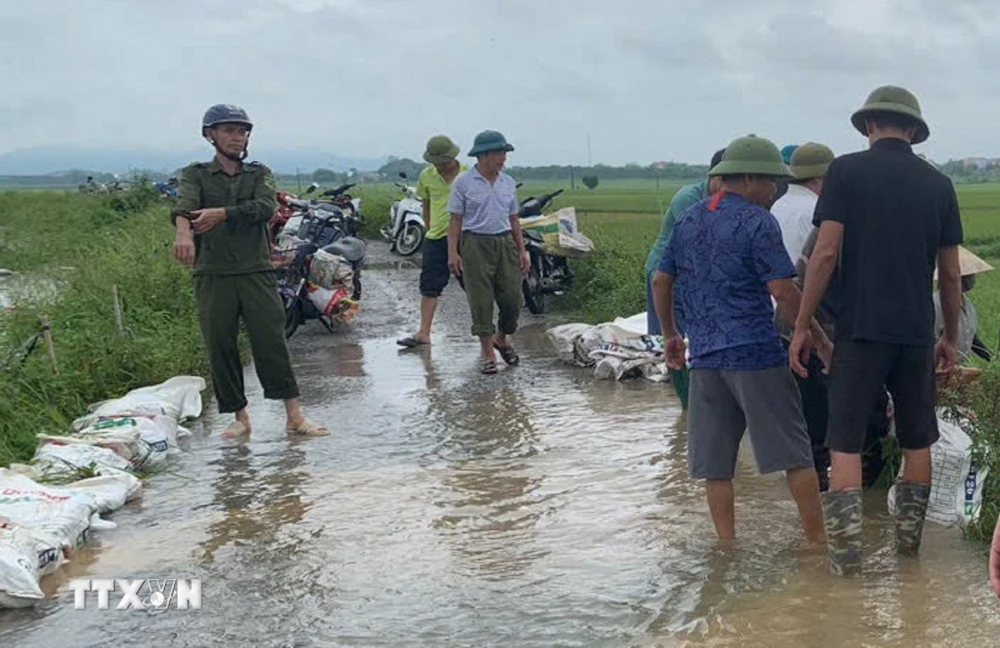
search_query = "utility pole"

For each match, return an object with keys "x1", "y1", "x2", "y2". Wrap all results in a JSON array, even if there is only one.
[
  {"x1": 296, "y1": 167, "x2": 302, "y2": 193},
  {"x1": 587, "y1": 133, "x2": 592, "y2": 167}
]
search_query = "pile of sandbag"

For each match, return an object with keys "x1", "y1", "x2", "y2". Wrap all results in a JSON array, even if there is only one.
[
  {"x1": 0, "y1": 376, "x2": 206, "y2": 608},
  {"x1": 547, "y1": 312, "x2": 670, "y2": 382}
]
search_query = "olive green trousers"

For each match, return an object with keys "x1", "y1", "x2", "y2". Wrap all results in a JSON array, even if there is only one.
[
  {"x1": 193, "y1": 272, "x2": 299, "y2": 413},
  {"x1": 461, "y1": 232, "x2": 523, "y2": 338}
]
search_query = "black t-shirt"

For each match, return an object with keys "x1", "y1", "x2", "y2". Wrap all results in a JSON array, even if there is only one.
[{"x1": 813, "y1": 137, "x2": 963, "y2": 346}]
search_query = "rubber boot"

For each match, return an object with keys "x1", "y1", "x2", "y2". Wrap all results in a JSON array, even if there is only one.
[
  {"x1": 823, "y1": 489, "x2": 863, "y2": 576},
  {"x1": 891, "y1": 481, "x2": 931, "y2": 557}
]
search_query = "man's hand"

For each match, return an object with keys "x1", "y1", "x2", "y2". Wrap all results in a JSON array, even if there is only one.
[
  {"x1": 814, "y1": 332, "x2": 834, "y2": 375},
  {"x1": 990, "y1": 515, "x2": 1000, "y2": 598},
  {"x1": 788, "y1": 325, "x2": 813, "y2": 379},
  {"x1": 190, "y1": 207, "x2": 227, "y2": 234},
  {"x1": 520, "y1": 250, "x2": 531, "y2": 275},
  {"x1": 664, "y1": 333, "x2": 687, "y2": 370},
  {"x1": 173, "y1": 231, "x2": 196, "y2": 266},
  {"x1": 448, "y1": 253, "x2": 464, "y2": 277},
  {"x1": 934, "y1": 335, "x2": 958, "y2": 375}
]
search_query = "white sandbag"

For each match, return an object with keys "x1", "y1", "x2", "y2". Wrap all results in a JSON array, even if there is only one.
[
  {"x1": 30, "y1": 443, "x2": 134, "y2": 482},
  {"x1": 71, "y1": 376, "x2": 206, "y2": 431},
  {"x1": 0, "y1": 470, "x2": 138, "y2": 609},
  {"x1": 887, "y1": 410, "x2": 989, "y2": 527},
  {"x1": 545, "y1": 323, "x2": 593, "y2": 366},
  {"x1": 81, "y1": 414, "x2": 180, "y2": 453},
  {"x1": 0, "y1": 521, "x2": 60, "y2": 608},
  {"x1": 37, "y1": 428, "x2": 147, "y2": 468},
  {"x1": 0, "y1": 470, "x2": 97, "y2": 559},
  {"x1": 590, "y1": 343, "x2": 669, "y2": 382}
]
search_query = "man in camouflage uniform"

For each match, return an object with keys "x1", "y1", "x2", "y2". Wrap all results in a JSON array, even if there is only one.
[{"x1": 171, "y1": 104, "x2": 329, "y2": 439}]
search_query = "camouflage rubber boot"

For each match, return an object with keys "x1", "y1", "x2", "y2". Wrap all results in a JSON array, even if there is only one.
[
  {"x1": 823, "y1": 489, "x2": 863, "y2": 576},
  {"x1": 892, "y1": 481, "x2": 931, "y2": 557}
]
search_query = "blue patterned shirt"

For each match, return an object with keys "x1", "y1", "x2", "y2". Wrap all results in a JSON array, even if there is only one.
[{"x1": 658, "y1": 192, "x2": 795, "y2": 370}]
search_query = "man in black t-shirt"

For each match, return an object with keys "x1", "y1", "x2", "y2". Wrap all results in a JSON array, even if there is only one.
[{"x1": 789, "y1": 86, "x2": 964, "y2": 576}]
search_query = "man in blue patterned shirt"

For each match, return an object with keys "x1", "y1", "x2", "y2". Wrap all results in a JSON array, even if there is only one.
[{"x1": 651, "y1": 134, "x2": 830, "y2": 544}]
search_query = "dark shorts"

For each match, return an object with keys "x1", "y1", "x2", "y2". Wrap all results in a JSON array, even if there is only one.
[
  {"x1": 688, "y1": 366, "x2": 814, "y2": 480},
  {"x1": 826, "y1": 341, "x2": 938, "y2": 453},
  {"x1": 419, "y1": 236, "x2": 450, "y2": 297}
]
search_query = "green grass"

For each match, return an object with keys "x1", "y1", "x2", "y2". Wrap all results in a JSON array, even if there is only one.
[{"x1": 0, "y1": 184, "x2": 208, "y2": 467}]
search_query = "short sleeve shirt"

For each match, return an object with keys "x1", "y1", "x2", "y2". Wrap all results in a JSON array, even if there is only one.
[
  {"x1": 659, "y1": 191, "x2": 795, "y2": 370},
  {"x1": 447, "y1": 166, "x2": 519, "y2": 235},
  {"x1": 416, "y1": 163, "x2": 467, "y2": 240},
  {"x1": 813, "y1": 138, "x2": 964, "y2": 345}
]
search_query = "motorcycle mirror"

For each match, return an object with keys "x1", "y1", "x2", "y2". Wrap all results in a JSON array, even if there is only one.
[{"x1": 399, "y1": 171, "x2": 407, "y2": 179}]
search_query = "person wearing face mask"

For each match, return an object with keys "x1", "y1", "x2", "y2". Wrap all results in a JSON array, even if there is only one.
[{"x1": 651, "y1": 134, "x2": 830, "y2": 543}]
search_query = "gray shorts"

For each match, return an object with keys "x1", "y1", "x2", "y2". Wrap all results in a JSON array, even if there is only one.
[{"x1": 688, "y1": 366, "x2": 814, "y2": 480}]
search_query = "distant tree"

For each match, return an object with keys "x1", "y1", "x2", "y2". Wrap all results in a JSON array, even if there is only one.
[
  {"x1": 582, "y1": 175, "x2": 599, "y2": 190},
  {"x1": 378, "y1": 157, "x2": 425, "y2": 180},
  {"x1": 312, "y1": 168, "x2": 338, "y2": 183}
]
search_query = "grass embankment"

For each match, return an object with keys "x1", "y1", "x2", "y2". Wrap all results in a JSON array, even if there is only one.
[{"x1": 0, "y1": 185, "x2": 206, "y2": 467}]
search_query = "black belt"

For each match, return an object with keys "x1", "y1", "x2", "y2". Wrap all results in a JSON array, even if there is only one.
[{"x1": 463, "y1": 230, "x2": 511, "y2": 238}]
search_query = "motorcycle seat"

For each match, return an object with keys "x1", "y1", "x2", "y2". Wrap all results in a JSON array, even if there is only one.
[{"x1": 323, "y1": 236, "x2": 366, "y2": 264}]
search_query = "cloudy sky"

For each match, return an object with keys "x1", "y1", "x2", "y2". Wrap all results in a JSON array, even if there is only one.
[{"x1": 2, "y1": 0, "x2": 997, "y2": 166}]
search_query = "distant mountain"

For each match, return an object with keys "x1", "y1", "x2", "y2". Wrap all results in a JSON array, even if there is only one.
[{"x1": 0, "y1": 147, "x2": 388, "y2": 176}]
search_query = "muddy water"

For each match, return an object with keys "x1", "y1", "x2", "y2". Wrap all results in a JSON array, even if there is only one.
[{"x1": 0, "y1": 242, "x2": 997, "y2": 647}]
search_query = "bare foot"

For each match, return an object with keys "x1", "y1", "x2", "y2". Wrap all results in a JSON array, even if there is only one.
[
  {"x1": 221, "y1": 420, "x2": 251, "y2": 439},
  {"x1": 287, "y1": 417, "x2": 330, "y2": 437}
]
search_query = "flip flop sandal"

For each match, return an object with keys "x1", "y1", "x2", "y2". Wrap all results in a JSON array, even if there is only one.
[
  {"x1": 396, "y1": 336, "x2": 428, "y2": 348},
  {"x1": 287, "y1": 418, "x2": 331, "y2": 437},
  {"x1": 493, "y1": 342, "x2": 520, "y2": 366},
  {"x1": 481, "y1": 359, "x2": 499, "y2": 374}
]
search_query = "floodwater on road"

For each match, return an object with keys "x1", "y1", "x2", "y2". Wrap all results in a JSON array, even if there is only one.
[{"x1": 0, "y1": 242, "x2": 997, "y2": 647}]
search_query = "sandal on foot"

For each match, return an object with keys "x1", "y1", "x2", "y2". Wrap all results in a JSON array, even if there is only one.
[
  {"x1": 221, "y1": 421, "x2": 250, "y2": 439},
  {"x1": 481, "y1": 359, "x2": 499, "y2": 374},
  {"x1": 493, "y1": 342, "x2": 520, "y2": 366},
  {"x1": 396, "y1": 336, "x2": 428, "y2": 348},
  {"x1": 288, "y1": 418, "x2": 330, "y2": 437}
]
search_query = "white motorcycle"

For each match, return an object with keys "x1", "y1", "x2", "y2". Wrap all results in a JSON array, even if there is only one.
[{"x1": 381, "y1": 172, "x2": 426, "y2": 256}]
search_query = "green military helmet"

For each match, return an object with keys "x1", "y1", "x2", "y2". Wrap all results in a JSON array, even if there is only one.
[
  {"x1": 850, "y1": 85, "x2": 930, "y2": 144},
  {"x1": 790, "y1": 142, "x2": 835, "y2": 180},
  {"x1": 423, "y1": 135, "x2": 460, "y2": 164},
  {"x1": 468, "y1": 130, "x2": 515, "y2": 156},
  {"x1": 708, "y1": 134, "x2": 792, "y2": 178}
]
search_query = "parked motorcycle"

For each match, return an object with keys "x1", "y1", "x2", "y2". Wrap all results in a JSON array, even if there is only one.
[
  {"x1": 274, "y1": 240, "x2": 361, "y2": 339},
  {"x1": 518, "y1": 188, "x2": 573, "y2": 314},
  {"x1": 382, "y1": 172, "x2": 425, "y2": 256}
]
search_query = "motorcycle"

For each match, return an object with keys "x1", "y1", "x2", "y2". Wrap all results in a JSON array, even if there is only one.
[
  {"x1": 381, "y1": 171, "x2": 425, "y2": 256},
  {"x1": 274, "y1": 240, "x2": 361, "y2": 339},
  {"x1": 517, "y1": 188, "x2": 574, "y2": 314}
]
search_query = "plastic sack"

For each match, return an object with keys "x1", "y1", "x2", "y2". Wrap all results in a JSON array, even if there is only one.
[
  {"x1": 29, "y1": 443, "x2": 134, "y2": 482},
  {"x1": 520, "y1": 207, "x2": 595, "y2": 258},
  {"x1": 308, "y1": 249, "x2": 354, "y2": 289},
  {"x1": 306, "y1": 282, "x2": 356, "y2": 318},
  {"x1": 0, "y1": 520, "x2": 61, "y2": 608},
  {"x1": 545, "y1": 323, "x2": 593, "y2": 366},
  {"x1": 0, "y1": 469, "x2": 139, "y2": 608},
  {"x1": 71, "y1": 376, "x2": 206, "y2": 431},
  {"x1": 887, "y1": 410, "x2": 989, "y2": 527}
]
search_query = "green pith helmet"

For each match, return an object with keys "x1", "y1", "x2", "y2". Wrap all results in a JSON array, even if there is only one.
[
  {"x1": 468, "y1": 130, "x2": 515, "y2": 156},
  {"x1": 423, "y1": 135, "x2": 460, "y2": 164},
  {"x1": 850, "y1": 85, "x2": 929, "y2": 144},
  {"x1": 790, "y1": 142, "x2": 835, "y2": 180},
  {"x1": 708, "y1": 134, "x2": 792, "y2": 178}
]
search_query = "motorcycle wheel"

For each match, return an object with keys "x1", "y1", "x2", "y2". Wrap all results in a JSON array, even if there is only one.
[
  {"x1": 396, "y1": 222, "x2": 425, "y2": 257},
  {"x1": 282, "y1": 293, "x2": 302, "y2": 339},
  {"x1": 523, "y1": 265, "x2": 545, "y2": 314},
  {"x1": 352, "y1": 268, "x2": 362, "y2": 300}
]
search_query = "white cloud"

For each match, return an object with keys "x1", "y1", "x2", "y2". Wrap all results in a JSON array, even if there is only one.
[{"x1": 1, "y1": 0, "x2": 998, "y2": 165}]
